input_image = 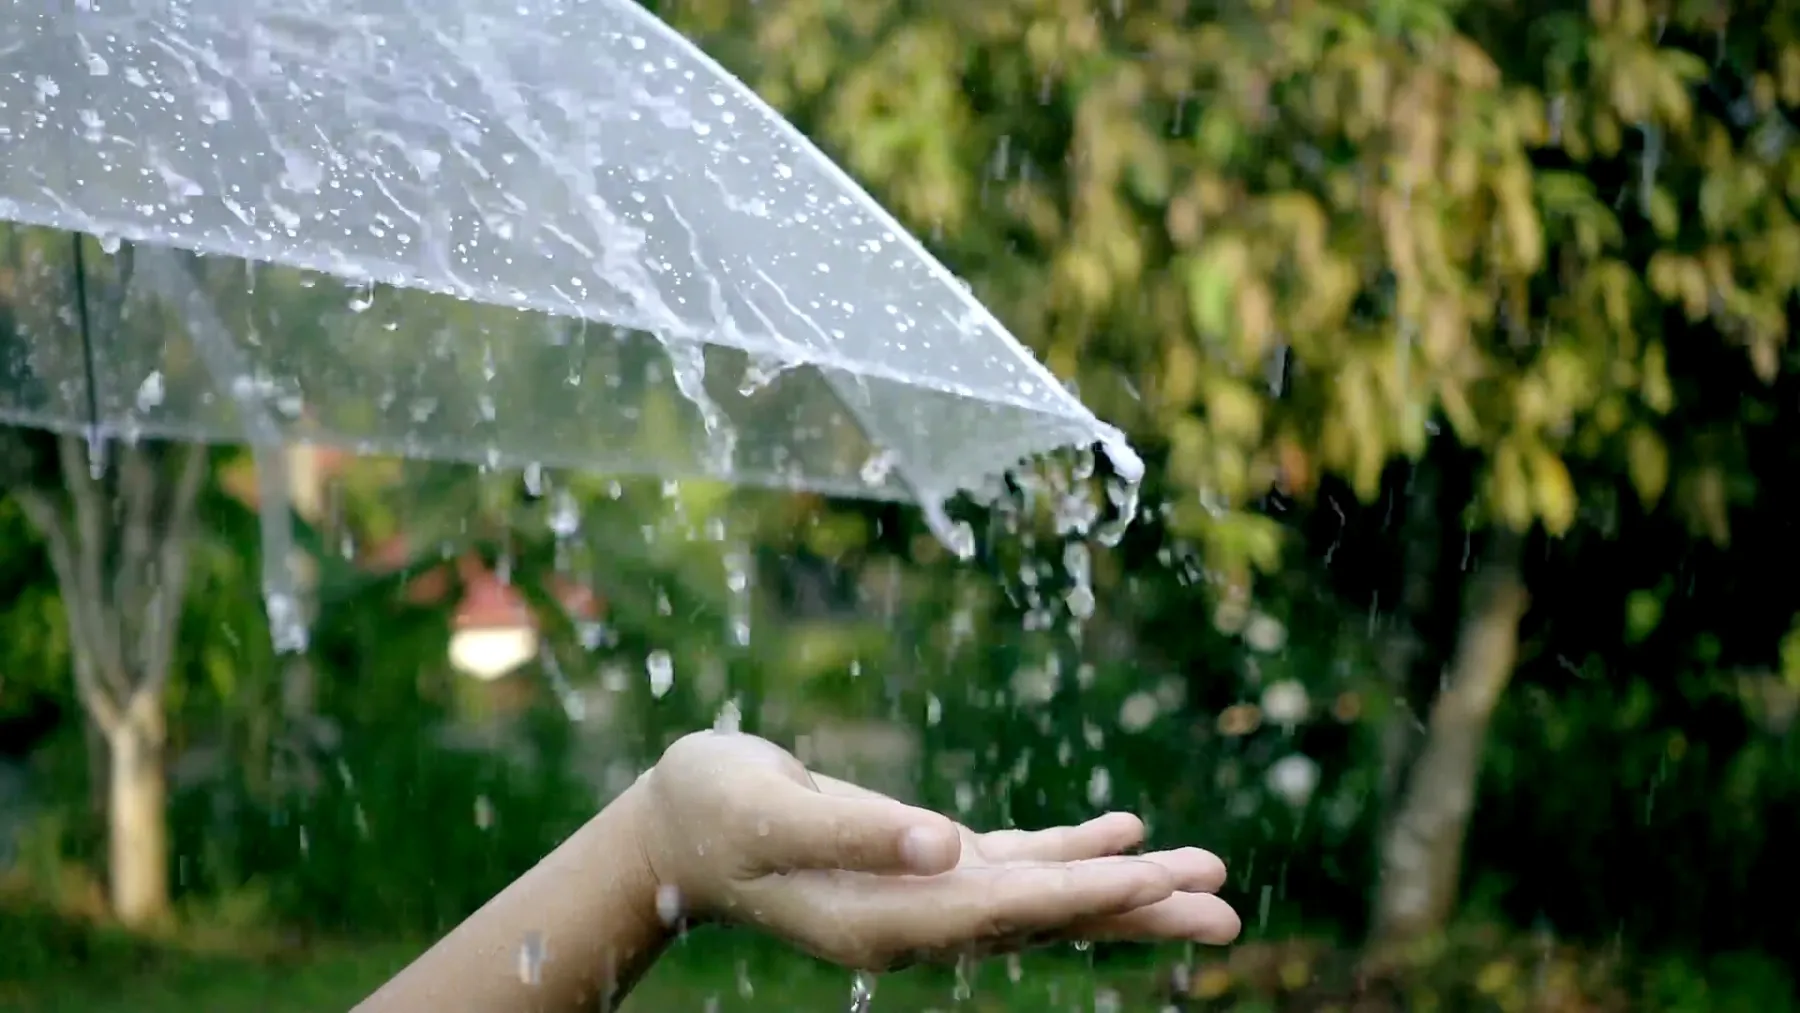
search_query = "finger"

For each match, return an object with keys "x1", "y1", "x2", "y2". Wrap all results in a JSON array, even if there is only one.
[
  {"x1": 742, "y1": 779, "x2": 962, "y2": 876},
  {"x1": 1064, "y1": 892, "x2": 1242, "y2": 945},
  {"x1": 978, "y1": 813, "x2": 1145, "y2": 862},
  {"x1": 833, "y1": 857, "x2": 1176, "y2": 955},
  {"x1": 809, "y1": 772, "x2": 891, "y2": 802},
  {"x1": 1131, "y1": 847, "x2": 1228, "y2": 894}
]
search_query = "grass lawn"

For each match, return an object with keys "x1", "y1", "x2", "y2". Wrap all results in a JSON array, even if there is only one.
[{"x1": 0, "y1": 930, "x2": 1176, "y2": 1012}]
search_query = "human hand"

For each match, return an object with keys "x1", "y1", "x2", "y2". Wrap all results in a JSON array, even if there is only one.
[{"x1": 627, "y1": 730, "x2": 1240, "y2": 970}]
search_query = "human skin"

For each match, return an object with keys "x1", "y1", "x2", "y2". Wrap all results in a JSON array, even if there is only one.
[{"x1": 353, "y1": 731, "x2": 1240, "y2": 1013}]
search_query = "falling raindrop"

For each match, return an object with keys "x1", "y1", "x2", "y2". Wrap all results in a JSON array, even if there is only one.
[
  {"x1": 646, "y1": 650, "x2": 674, "y2": 698},
  {"x1": 517, "y1": 931, "x2": 546, "y2": 985},
  {"x1": 723, "y1": 546, "x2": 752, "y2": 646},
  {"x1": 847, "y1": 971, "x2": 876, "y2": 1013},
  {"x1": 713, "y1": 698, "x2": 742, "y2": 732},
  {"x1": 655, "y1": 884, "x2": 684, "y2": 925},
  {"x1": 1086, "y1": 766, "x2": 1112, "y2": 807},
  {"x1": 540, "y1": 652, "x2": 588, "y2": 722},
  {"x1": 1063, "y1": 541, "x2": 1095, "y2": 619},
  {"x1": 548, "y1": 489, "x2": 580, "y2": 538},
  {"x1": 952, "y1": 955, "x2": 973, "y2": 1000},
  {"x1": 1267, "y1": 754, "x2": 1320, "y2": 806},
  {"x1": 265, "y1": 589, "x2": 308, "y2": 655}
]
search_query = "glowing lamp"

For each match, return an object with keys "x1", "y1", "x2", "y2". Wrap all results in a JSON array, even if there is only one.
[{"x1": 448, "y1": 569, "x2": 539, "y2": 682}]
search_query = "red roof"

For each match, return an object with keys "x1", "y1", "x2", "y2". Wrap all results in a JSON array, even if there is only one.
[
  {"x1": 223, "y1": 454, "x2": 605, "y2": 627},
  {"x1": 361, "y1": 537, "x2": 602, "y2": 628}
]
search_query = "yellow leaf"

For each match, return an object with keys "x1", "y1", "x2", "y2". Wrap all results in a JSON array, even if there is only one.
[
  {"x1": 1646, "y1": 251, "x2": 1682, "y2": 300},
  {"x1": 1528, "y1": 445, "x2": 1577, "y2": 535},
  {"x1": 1204, "y1": 378, "x2": 1264, "y2": 444},
  {"x1": 1684, "y1": 465, "x2": 1731, "y2": 545},
  {"x1": 1192, "y1": 966, "x2": 1233, "y2": 999},
  {"x1": 1647, "y1": 187, "x2": 1680, "y2": 239},
  {"x1": 1626, "y1": 426, "x2": 1668, "y2": 507},
  {"x1": 1640, "y1": 342, "x2": 1674, "y2": 412},
  {"x1": 1492, "y1": 441, "x2": 1533, "y2": 530},
  {"x1": 1476, "y1": 960, "x2": 1518, "y2": 995},
  {"x1": 1162, "y1": 340, "x2": 1203, "y2": 409},
  {"x1": 1238, "y1": 281, "x2": 1275, "y2": 362},
  {"x1": 1279, "y1": 958, "x2": 1312, "y2": 991},
  {"x1": 1186, "y1": 240, "x2": 1246, "y2": 338}
]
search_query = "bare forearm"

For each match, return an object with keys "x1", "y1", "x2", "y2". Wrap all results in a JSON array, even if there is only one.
[{"x1": 353, "y1": 782, "x2": 668, "y2": 1013}]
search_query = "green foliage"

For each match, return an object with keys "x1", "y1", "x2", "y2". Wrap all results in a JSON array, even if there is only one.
[
  {"x1": 8, "y1": 0, "x2": 1800, "y2": 996},
  {"x1": 168, "y1": 704, "x2": 591, "y2": 936},
  {"x1": 0, "y1": 496, "x2": 68, "y2": 722}
]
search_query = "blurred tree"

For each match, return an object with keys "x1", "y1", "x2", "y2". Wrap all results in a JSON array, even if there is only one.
[
  {"x1": 1, "y1": 229, "x2": 211, "y2": 928},
  {"x1": 657, "y1": 0, "x2": 1800, "y2": 951}
]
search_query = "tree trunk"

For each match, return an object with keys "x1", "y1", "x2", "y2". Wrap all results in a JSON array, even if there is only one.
[
  {"x1": 1370, "y1": 466, "x2": 1443, "y2": 848},
  {"x1": 106, "y1": 704, "x2": 170, "y2": 929},
  {"x1": 14, "y1": 437, "x2": 205, "y2": 928},
  {"x1": 274, "y1": 444, "x2": 325, "y2": 796},
  {"x1": 1369, "y1": 531, "x2": 1528, "y2": 951}
]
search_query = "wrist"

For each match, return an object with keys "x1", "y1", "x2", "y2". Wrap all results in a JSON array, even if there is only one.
[{"x1": 582, "y1": 776, "x2": 670, "y2": 935}]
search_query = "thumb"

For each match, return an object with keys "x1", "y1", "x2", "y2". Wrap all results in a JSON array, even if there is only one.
[{"x1": 746, "y1": 782, "x2": 961, "y2": 876}]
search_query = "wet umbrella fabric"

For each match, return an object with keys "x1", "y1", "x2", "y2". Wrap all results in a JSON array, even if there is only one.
[{"x1": 0, "y1": 1, "x2": 1140, "y2": 640}]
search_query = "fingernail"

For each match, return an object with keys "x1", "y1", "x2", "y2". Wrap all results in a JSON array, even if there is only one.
[{"x1": 900, "y1": 826, "x2": 955, "y2": 873}]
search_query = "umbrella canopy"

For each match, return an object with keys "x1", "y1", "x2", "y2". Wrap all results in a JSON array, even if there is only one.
[
  {"x1": 0, "y1": 1, "x2": 1144, "y2": 653},
  {"x1": 0, "y1": 0, "x2": 1139, "y2": 504}
]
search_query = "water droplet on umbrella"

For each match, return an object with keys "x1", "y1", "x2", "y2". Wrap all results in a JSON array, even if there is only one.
[
  {"x1": 859, "y1": 451, "x2": 896, "y2": 486},
  {"x1": 134, "y1": 371, "x2": 164, "y2": 411}
]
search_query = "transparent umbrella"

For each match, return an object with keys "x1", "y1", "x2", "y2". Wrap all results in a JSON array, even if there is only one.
[{"x1": 0, "y1": 0, "x2": 1141, "y2": 644}]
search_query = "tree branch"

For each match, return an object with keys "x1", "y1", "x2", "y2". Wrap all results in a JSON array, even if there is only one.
[
  {"x1": 136, "y1": 443, "x2": 208, "y2": 706},
  {"x1": 115, "y1": 442, "x2": 155, "y2": 655},
  {"x1": 57, "y1": 434, "x2": 128, "y2": 697},
  {"x1": 13, "y1": 486, "x2": 123, "y2": 733}
]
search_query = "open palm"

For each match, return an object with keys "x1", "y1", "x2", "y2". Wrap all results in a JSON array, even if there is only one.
[{"x1": 639, "y1": 731, "x2": 1240, "y2": 970}]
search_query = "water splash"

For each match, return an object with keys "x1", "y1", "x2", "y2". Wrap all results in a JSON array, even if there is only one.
[
  {"x1": 1093, "y1": 435, "x2": 1144, "y2": 547},
  {"x1": 920, "y1": 496, "x2": 976, "y2": 560},
  {"x1": 664, "y1": 341, "x2": 736, "y2": 474},
  {"x1": 847, "y1": 971, "x2": 876, "y2": 1013}
]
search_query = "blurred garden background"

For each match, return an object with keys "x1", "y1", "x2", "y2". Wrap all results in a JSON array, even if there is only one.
[{"x1": 5, "y1": 0, "x2": 1800, "y2": 1010}]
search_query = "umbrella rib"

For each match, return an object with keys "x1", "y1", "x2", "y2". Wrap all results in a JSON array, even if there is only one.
[{"x1": 69, "y1": 233, "x2": 103, "y2": 456}]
